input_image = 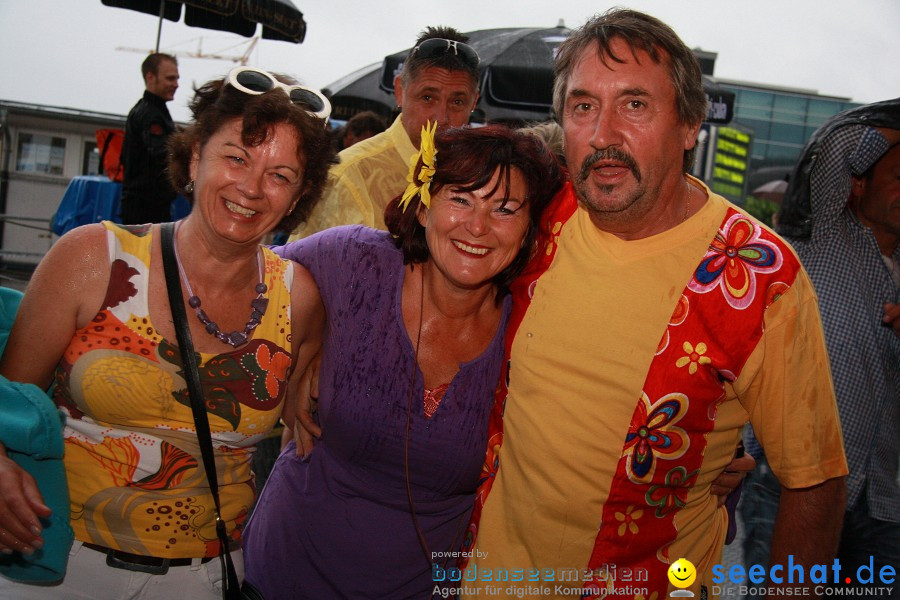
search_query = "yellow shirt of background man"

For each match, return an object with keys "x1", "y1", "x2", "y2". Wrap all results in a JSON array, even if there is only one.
[{"x1": 288, "y1": 114, "x2": 416, "y2": 240}]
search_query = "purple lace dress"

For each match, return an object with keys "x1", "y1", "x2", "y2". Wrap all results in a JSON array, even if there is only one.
[{"x1": 242, "y1": 227, "x2": 510, "y2": 599}]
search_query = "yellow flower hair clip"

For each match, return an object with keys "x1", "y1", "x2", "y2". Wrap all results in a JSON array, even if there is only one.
[{"x1": 399, "y1": 121, "x2": 438, "y2": 212}]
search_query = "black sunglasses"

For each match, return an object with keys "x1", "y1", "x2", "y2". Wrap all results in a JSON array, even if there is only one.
[{"x1": 412, "y1": 38, "x2": 480, "y2": 68}]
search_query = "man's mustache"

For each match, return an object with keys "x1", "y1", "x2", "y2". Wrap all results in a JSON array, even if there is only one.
[{"x1": 577, "y1": 148, "x2": 641, "y2": 183}]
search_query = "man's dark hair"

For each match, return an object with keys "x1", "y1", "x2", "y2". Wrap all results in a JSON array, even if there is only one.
[
  {"x1": 168, "y1": 76, "x2": 338, "y2": 233},
  {"x1": 345, "y1": 111, "x2": 387, "y2": 138},
  {"x1": 400, "y1": 26, "x2": 480, "y2": 92},
  {"x1": 384, "y1": 124, "x2": 564, "y2": 300},
  {"x1": 141, "y1": 52, "x2": 178, "y2": 79},
  {"x1": 552, "y1": 8, "x2": 706, "y2": 171}
]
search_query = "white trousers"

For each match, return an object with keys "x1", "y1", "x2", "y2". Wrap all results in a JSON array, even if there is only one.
[{"x1": 0, "y1": 540, "x2": 244, "y2": 600}]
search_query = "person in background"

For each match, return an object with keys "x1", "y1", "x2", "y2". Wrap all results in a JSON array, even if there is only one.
[
  {"x1": 120, "y1": 52, "x2": 180, "y2": 225},
  {"x1": 0, "y1": 67, "x2": 335, "y2": 599},
  {"x1": 520, "y1": 120, "x2": 566, "y2": 167},
  {"x1": 461, "y1": 9, "x2": 847, "y2": 599},
  {"x1": 742, "y1": 99, "x2": 900, "y2": 599},
  {"x1": 288, "y1": 25, "x2": 480, "y2": 239},
  {"x1": 334, "y1": 110, "x2": 387, "y2": 151}
]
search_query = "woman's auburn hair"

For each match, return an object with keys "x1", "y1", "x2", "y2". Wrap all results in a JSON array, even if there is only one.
[
  {"x1": 168, "y1": 78, "x2": 338, "y2": 233},
  {"x1": 384, "y1": 124, "x2": 565, "y2": 300}
]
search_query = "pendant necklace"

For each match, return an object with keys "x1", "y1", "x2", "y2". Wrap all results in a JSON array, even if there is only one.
[{"x1": 172, "y1": 223, "x2": 268, "y2": 348}]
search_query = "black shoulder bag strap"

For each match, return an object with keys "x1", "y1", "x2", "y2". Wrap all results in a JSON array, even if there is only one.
[{"x1": 159, "y1": 222, "x2": 242, "y2": 600}]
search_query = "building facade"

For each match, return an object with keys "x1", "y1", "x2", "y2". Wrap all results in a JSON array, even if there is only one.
[
  {"x1": 718, "y1": 80, "x2": 860, "y2": 190},
  {"x1": 0, "y1": 100, "x2": 125, "y2": 284}
]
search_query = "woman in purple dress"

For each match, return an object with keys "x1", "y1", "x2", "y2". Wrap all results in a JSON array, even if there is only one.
[{"x1": 241, "y1": 124, "x2": 565, "y2": 599}]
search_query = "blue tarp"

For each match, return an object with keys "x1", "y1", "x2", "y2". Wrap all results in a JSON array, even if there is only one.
[{"x1": 51, "y1": 175, "x2": 190, "y2": 236}]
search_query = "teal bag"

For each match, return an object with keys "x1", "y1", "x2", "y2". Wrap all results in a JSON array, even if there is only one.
[{"x1": 0, "y1": 287, "x2": 74, "y2": 583}]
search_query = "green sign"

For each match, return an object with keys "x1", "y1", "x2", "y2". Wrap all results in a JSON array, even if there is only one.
[{"x1": 710, "y1": 126, "x2": 752, "y2": 201}]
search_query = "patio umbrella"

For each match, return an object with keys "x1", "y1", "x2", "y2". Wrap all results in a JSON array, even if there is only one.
[
  {"x1": 326, "y1": 25, "x2": 735, "y2": 126},
  {"x1": 323, "y1": 62, "x2": 396, "y2": 123},
  {"x1": 751, "y1": 178, "x2": 789, "y2": 203},
  {"x1": 100, "y1": 0, "x2": 307, "y2": 49}
]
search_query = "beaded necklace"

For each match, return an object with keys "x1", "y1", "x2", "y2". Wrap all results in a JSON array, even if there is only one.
[{"x1": 172, "y1": 223, "x2": 268, "y2": 348}]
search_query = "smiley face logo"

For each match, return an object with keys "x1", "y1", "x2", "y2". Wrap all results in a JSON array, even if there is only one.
[{"x1": 667, "y1": 558, "x2": 697, "y2": 589}]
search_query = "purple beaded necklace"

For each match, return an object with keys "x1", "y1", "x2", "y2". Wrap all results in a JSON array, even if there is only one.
[{"x1": 172, "y1": 223, "x2": 268, "y2": 348}]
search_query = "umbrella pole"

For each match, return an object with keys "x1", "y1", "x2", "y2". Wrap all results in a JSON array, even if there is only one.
[{"x1": 155, "y1": 0, "x2": 165, "y2": 52}]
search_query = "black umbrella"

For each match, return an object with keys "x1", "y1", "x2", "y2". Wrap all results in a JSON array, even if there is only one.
[
  {"x1": 326, "y1": 25, "x2": 734, "y2": 126},
  {"x1": 101, "y1": 0, "x2": 307, "y2": 49},
  {"x1": 323, "y1": 62, "x2": 396, "y2": 123}
]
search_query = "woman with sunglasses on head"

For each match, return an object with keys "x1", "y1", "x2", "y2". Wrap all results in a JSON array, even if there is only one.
[
  {"x1": 0, "y1": 68, "x2": 335, "y2": 599},
  {"x1": 240, "y1": 123, "x2": 565, "y2": 599}
]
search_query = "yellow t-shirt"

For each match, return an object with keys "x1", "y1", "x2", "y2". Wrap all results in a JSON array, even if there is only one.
[
  {"x1": 55, "y1": 222, "x2": 294, "y2": 558},
  {"x1": 465, "y1": 186, "x2": 846, "y2": 599},
  {"x1": 288, "y1": 114, "x2": 417, "y2": 239}
]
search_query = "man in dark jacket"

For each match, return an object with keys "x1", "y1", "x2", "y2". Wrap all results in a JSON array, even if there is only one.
[{"x1": 120, "y1": 53, "x2": 179, "y2": 224}]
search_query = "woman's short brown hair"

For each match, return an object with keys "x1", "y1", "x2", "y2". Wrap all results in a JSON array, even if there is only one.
[
  {"x1": 168, "y1": 77, "x2": 338, "y2": 233},
  {"x1": 384, "y1": 124, "x2": 564, "y2": 299}
]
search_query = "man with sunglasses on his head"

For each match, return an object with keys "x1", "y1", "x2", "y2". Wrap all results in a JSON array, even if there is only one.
[
  {"x1": 120, "y1": 52, "x2": 180, "y2": 225},
  {"x1": 287, "y1": 26, "x2": 480, "y2": 240}
]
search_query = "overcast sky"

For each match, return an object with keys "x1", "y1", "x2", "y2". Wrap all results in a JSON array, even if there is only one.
[{"x1": 0, "y1": 0, "x2": 897, "y2": 123}]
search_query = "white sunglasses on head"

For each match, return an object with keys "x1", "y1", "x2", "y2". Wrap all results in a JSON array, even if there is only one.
[{"x1": 226, "y1": 67, "x2": 331, "y2": 125}]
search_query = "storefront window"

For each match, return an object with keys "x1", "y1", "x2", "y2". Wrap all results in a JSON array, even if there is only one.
[
  {"x1": 734, "y1": 89, "x2": 773, "y2": 120},
  {"x1": 16, "y1": 132, "x2": 66, "y2": 175},
  {"x1": 83, "y1": 140, "x2": 99, "y2": 175}
]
